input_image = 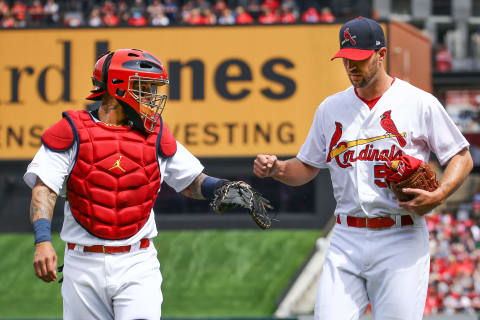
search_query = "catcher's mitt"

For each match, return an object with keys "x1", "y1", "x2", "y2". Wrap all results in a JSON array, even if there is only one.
[
  {"x1": 210, "y1": 181, "x2": 274, "y2": 229},
  {"x1": 384, "y1": 155, "x2": 439, "y2": 202}
]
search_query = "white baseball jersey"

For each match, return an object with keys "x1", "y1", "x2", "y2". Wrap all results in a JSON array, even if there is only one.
[{"x1": 297, "y1": 78, "x2": 469, "y2": 218}]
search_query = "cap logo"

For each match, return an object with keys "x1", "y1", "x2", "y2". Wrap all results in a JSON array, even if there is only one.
[
  {"x1": 342, "y1": 28, "x2": 357, "y2": 46},
  {"x1": 376, "y1": 40, "x2": 381, "y2": 46}
]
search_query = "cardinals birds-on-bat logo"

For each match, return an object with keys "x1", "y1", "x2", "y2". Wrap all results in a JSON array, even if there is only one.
[
  {"x1": 380, "y1": 110, "x2": 407, "y2": 147},
  {"x1": 342, "y1": 28, "x2": 357, "y2": 46},
  {"x1": 327, "y1": 122, "x2": 342, "y2": 162}
]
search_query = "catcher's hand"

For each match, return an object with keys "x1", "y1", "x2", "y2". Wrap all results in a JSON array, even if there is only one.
[
  {"x1": 210, "y1": 181, "x2": 274, "y2": 229},
  {"x1": 384, "y1": 155, "x2": 438, "y2": 202}
]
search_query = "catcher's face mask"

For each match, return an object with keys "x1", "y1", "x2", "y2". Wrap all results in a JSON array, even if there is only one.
[
  {"x1": 128, "y1": 75, "x2": 168, "y2": 133},
  {"x1": 87, "y1": 49, "x2": 169, "y2": 133}
]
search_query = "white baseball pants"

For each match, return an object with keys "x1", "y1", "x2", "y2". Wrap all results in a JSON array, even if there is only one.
[
  {"x1": 61, "y1": 243, "x2": 162, "y2": 320},
  {"x1": 314, "y1": 215, "x2": 430, "y2": 320}
]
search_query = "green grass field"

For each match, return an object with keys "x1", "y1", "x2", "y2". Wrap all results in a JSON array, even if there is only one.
[{"x1": 0, "y1": 230, "x2": 320, "y2": 318}]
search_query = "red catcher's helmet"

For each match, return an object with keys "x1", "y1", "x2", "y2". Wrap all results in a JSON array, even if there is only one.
[{"x1": 86, "y1": 49, "x2": 169, "y2": 133}]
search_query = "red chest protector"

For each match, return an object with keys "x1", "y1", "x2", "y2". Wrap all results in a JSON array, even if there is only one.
[{"x1": 41, "y1": 110, "x2": 177, "y2": 240}]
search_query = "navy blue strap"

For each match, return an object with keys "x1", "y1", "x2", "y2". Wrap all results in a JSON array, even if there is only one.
[
  {"x1": 201, "y1": 177, "x2": 229, "y2": 200},
  {"x1": 33, "y1": 218, "x2": 51, "y2": 244}
]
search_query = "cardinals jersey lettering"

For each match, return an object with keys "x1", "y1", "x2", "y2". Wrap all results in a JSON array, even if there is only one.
[{"x1": 297, "y1": 78, "x2": 469, "y2": 218}]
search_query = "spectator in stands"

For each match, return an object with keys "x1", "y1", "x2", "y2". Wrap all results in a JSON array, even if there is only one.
[
  {"x1": 101, "y1": 0, "x2": 115, "y2": 16},
  {"x1": 235, "y1": 6, "x2": 253, "y2": 24},
  {"x1": 280, "y1": 5, "x2": 296, "y2": 23},
  {"x1": 213, "y1": 0, "x2": 227, "y2": 16},
  {"x1": 443, "y1": 290, "x2": 460, "y2": 314},
  {"x1": 88, "y1": 7, "x2": 102, "y2": 27},
  {"x1": 64, "y1": 11, "x2": 83, "y2": 27},
  {"x1": 11, "y1": 0, "x2": 26, "y2": 26},
  {"x1": 471, "y1": 216, "x2": 480, "y2": 244},
  {"x1": 11, "y1": 0, "x2": 26, "y2": 20},
  {"x1": 28, "y1": 0, "x2": 44, "y2": 27},
  {"x1": 131, "y1": 0, "x2": 146, "y2": 17},
  {"x1": 204, "y1": 8, "x2": 217, "y2": 24},
  {"x1": 1, "y1": 13, "x2": 15, "y2": 27},
  {"x1": 103, "y1": 10, "x2": 119, "y2": 27},
  {"x1": 0, "y1": 0, "x2": 9, "y2": 21},
  {"x1": 474, "y1": 269, "x2": 480, "y2": 292},
  {"x1": 319, "y1": 7, "x2": 334, "y2": 23},
  {"x1": 436, "y1": 43, "x2": 453, "y2": 72},
  {"x1": 147, "y1": 0, "x2": 164, "y2": 18},
  {"x1": 180, "y1": 0, "x2": 194, "y2": 24},
  {"x1": 0, "y1": 0, "x2": 456, "y2": 39},
  {"x1": 218, "y1": 8, "x2": 234, "y2": 25},
  {"x1": 43, "y1": 0, "x2": 59, "y2": 26},
  {"x1": 262, "y1": 0, "x2": 280, "y2": 12},
  {"x1": 151, "y1": 10, "x2": 169, "y2": 26},
  {"x1": 425, "y1": 285, "x2": 441, "y2": 315},
  {"x1": 472, "y1": 192, "x2": 480, "y2": 217},
  {"x1": 117, "y1": 0, "x2": 130, "y2": 26},
  {"x1": 302, "y1": 6, "x2": 320, "y2": 23},
  {"x1": 187, "y1": 7, "x2": 204, "y2": 25},
  {"x1": 62, "y1": 4, "x2": 83, "y2": 25},
  {"x1": 128, "y1": 8, "x2": 147, "y2": 27},
  {"x1": 259, "y1": 6, "x2": 278, "y2": 24},
  {"x1": 1, "y1": 0, "x2": 370, "y2": 28},
  {"x1": 282, "y1": 0, "x2": 299, "y2": 18},
  {"x1": 425, "y1": 210, "x2": 480, "y2": 314},
  {"x1": 164, "y1": 0, "x2": 179, "y2": 23}
]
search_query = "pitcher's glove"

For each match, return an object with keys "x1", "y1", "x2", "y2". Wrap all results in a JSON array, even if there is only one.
[
  {"x1": 210, "y1": 181, "x2": 274, "y2": 229},
  {"x1": 383, "y1": 155, "x2": 439, "y2": 202}
]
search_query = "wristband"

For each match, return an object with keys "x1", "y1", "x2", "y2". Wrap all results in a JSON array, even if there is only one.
[
  {"x1": 33, "y1": 218, "x2": 51, "y2": 244},
  {"x1": 201, "y1": 177, "x2": 229, "y2": 200}
]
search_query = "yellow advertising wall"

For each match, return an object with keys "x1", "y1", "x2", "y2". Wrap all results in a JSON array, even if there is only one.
[{"x1": 0, "y1": 25, "x2": 352, "y2": 159}]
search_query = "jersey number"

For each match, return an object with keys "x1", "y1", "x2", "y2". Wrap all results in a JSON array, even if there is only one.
[{"x1": 374, "y1": 164, "x2": 388, "y2": 188}]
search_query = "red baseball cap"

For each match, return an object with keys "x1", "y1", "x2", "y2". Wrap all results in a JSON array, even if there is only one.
[{"x1": 331, "y1": 17, "x2": 386, "y2": 61}]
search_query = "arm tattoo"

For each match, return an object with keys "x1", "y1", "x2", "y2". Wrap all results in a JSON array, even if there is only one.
[
  {"x1": 181, "y1": 173, "x2": 207, "y2": 200},
  {"x1": 29, "y1": 179, "x2": 57, "y2": 223}
]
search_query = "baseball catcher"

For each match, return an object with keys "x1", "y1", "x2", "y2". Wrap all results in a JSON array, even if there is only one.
[
  {"x1": 383, "y1": 155, "x2": 439, "y2": 201},
  {"x1": 25, "y1": 48, "x2": 276, "y2": 320}
]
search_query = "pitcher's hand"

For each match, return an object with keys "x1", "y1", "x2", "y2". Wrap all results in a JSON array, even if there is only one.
[
  {"x1": 398, "y1": 188, "x2": 444, "y2": 216},
  {"x1": 254, "y1": 154, "x2": 278, "y2": 178}
]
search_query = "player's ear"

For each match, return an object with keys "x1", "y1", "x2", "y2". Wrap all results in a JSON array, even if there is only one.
[{"x1": 377, "y1": 47, "x2": 387, "y2": 62}]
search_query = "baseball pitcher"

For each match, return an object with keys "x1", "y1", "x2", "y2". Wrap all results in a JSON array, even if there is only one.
[{"x1": 254, "y1": 17, "x2": 473, "y2": 319}]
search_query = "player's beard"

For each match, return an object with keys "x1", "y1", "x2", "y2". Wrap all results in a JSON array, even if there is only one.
[{"x1": 349, "y1": 56, "x2": 380, "y2": 89}]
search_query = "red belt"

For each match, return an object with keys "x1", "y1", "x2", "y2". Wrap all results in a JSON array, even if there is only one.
[
  {"x1": 336, "y1": 215, "x2": 414, "y2": 229},
  {"x1": 67, "y1": 238, "x2": 150, "y2": 254}
]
